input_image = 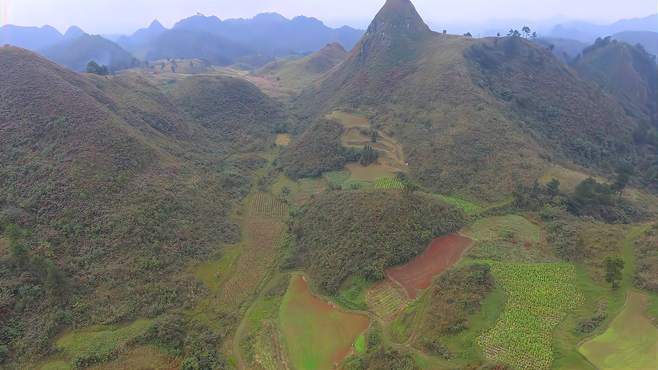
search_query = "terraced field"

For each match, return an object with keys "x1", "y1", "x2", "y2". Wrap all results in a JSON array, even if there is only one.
[
  {"x1": 250, "y1": 192, "x2": 288, "y2": 219},
  {"x1": 464, "y1": 215, "x2": 542, "y2": 244},
  {"x1": 366, "y1": 280, "x2": 408, "y2": 320},
  {"x1": 478, "y1": 263, "x2": 583, "y2": 370}
]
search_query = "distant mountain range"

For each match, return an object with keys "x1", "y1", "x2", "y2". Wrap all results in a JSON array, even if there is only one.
[
  {"x1": 0, "y1": 11, "x2": 654, "y2": 73},
  {"x1": 550, "y1": 14, "x2": 658, "y2": 42},
  {"x1": 0, "y1": 13, "x2": 363, "y2": 70}
]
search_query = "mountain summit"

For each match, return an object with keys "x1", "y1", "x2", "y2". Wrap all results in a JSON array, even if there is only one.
[{"x1": 368, "y1": 0, "x2": 431, "y2": 36}]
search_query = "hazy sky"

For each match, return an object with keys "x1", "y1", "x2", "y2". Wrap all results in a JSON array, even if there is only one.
[{"x1": 1, "y1": 0, "x2": 656, "y2": 34}]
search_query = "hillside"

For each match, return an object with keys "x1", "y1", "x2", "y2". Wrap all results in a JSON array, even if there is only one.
[
  {"x1": 574, "y1": 37, "x2": 658, "y2": 127},
  {"x1": 256, "y1": 42, "x2": 348, "y2": 92},
  {"x1": 0, "y1": 46, "x2": 284, "y2": 364},
  {"x1": 294, "y1": 0, "x2": 644, "y2": 202},
  {"x1": 41, "y1": 34, "x2": 138, "y2": 72},
  {"x1": 613, "y1": 31, "x2": 658, "y2": 56}
]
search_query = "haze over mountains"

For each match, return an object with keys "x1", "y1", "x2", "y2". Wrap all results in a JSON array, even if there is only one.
[
  {"x1": 1, "y1": 0, "x2": 658, "y2": 369},
  {"x1": 1, "y1": 7, "x2": 655, "y2": 73}
]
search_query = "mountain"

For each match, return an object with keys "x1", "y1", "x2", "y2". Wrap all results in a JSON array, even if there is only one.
[
  {"x1": 0, "y1": 45, "x2": 287, "y2": 363},
  {"x1": 295, "y1": 0, "x2": 643, "y2": 201},
  {"x1": 63, "y1": 26, "x2": 86, "y2": 40},
  {"x1": 535, "y1": 37, "x2": 587, "y2": 62},
  {"x1": 613, "y1": 31, "x2": 658, "y2": 56},
  {"x1": 550, "y1": 14, "x2": 658, "y2": 42},
  {"x1": 172, "y1": 12, "x2": 363, "y2": 56},
  {"x1": 256, "y1": 42, "x2": 348, "y2": 92},
  {"x1": 0, "y1": 25, "x2": 63, "y2": 50},
  {"x1": 575, "y1": 38, "x2": 658, "y2": 127},
  {"x1": 41, "y1": 34, "x2": 138, "y2": 72},
  {"x1": 116, "y1": 20, "x2": 166, "y2": 55},
  {"x1": 143, "y1": 29, "x2": 251, "y2": 65}
]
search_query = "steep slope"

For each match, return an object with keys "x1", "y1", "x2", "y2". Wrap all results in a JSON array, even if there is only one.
[
  {"x1": 41, "y1": 34, "x2": 138, "y2": 72},
  {"x1": 295, "y1": 0, "x2": 643, "y2": 201},
  {"x1": 574, "y1": 38, "x2": 658, "y2": 126},
  {"x1": 613, "y1": 31, "x2": 658, "y2": 56},
  {"x1": 0, "y1": 25, "x2": 63, "y2": 50},
  {"x1": 256, "y1": 43, "x2": 348, "y2": 92},
  {"x1": 0, "y1": 46, "x2": 283, "y2": 364}
]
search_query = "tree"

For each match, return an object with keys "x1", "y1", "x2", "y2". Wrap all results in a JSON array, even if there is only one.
[
  {"x1": 359, "y1": 145, "x2": 378, "y2": 166},
  {"x1": 612, "y1": 165, "x2": 633, "y2": 196},
  {"x1": 605, "y1": 257, "x2": 624, "y2": 288},
  {"x1": 546, "y1": 178, "x2": 561, "y2": 198},
  {"x1": 464, "y1": 32, "x2": 473, "y2": 38},
  {"x1": 522, "y1": 26, "x2": 532, "y2": 38},
  {"x1": 86, "y1": 60, "x2": 109, "y2": 75},
  {"x1": 532, "y1": 31, "x2": 538, "y2": 39},
  {"x1": 0, "y1": 345, "x2": 8, "y2": 364}
]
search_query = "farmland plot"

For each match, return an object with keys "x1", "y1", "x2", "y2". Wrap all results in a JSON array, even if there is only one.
[{"x1": 478, "y1": 263, "x2": 582, "y2": 370}]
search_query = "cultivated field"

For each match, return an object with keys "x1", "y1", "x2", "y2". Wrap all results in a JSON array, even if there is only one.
[
  {"x1": 279, "y1": 275, "x2": 370, "y2": 370},
  {"x1": 579, "y1": 291, "x2": 658, "y2": 370},
  {"x1": 464, "y1": 215, "x2": 542, "y2": 244},
  {"x1": 366, "y1": 280, "x2": 409, "y2": 320},
  {"x1": 478, "y1": 263, "x2": 582, "y2": 370},
  {"x1": 387, "y1": 234, "x2": 473, "y2": 299}
]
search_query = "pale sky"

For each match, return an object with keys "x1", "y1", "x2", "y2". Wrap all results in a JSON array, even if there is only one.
[{"x1": 1, "y1": 0, "x2": 656, "y2": 34}]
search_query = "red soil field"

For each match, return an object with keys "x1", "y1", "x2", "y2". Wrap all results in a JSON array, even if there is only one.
[{"x1": 386, "y1": 234, "x2": 473, "y2": 299}]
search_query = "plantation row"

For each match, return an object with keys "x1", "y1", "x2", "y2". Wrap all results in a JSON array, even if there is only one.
[
  {"x1": 478, "y1": 262, "x2": 583, "y2": 370},
  {"x1": 250, "y1": 193, "x2": 288, "y2": 219}
]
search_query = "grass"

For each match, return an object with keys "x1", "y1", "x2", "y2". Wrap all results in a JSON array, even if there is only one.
[
  {"x1": 433, "y1": 194, "x2": 483, "y2": 215},
  {"x1": 354, "y1": 334, "x2": 367, "y2": 355},
  {"x1": 335, "y1": 275, "x2": 371, "y2": 311},
  {"x1": 478, "y1": 262, "x2": 582, "y2": 370},
  {"x1": 88, "y1": 345, "x2": 180, "y2": 370},
  {"x1": 279, "y1": 275, "x2": 370, "y2": 370},
  {"x1": 275, "y1": 134, "x2": 291, "y2": 146},
  {"x1": 464, "y1": 215, "x2": 542, "y2": 243},
  {"x1": 52, "y1": 319, "x2": 153, "y2": 368},
  {"x1": 193, "y1": 245, "x2": 241, "y2": 294},
  {"x1": 326, "y1": 111, "x2": 370, "y2": 129},
  {"x1": 579, "y1": 291, "x2": 658, "y2": 370}
]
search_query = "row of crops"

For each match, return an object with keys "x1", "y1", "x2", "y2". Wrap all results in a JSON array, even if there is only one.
[{"x1": 478, "y1": 262, "x2": 583, "y2": 370}]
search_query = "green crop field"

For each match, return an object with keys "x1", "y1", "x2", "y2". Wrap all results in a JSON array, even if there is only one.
[
  {"x1": 579, "y1": 291, "x2": 658, "y2": 370},
  {"x1": 47, "y1": 319, "x2": 153, "y2": 369},
  {"x1": 478, "y1": 263, "x2": 582, "y2": 370},
  {"x1": 465, "y1": 215, "x2": 542, "y2": 243},
  {"x1": 373, "y1": 177, "x2": 405, "y2": 189},
  {"x1": 433, "y1": 194, "x2": 483, "y2": 215}
]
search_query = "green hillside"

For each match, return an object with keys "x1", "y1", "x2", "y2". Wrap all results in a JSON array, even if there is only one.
[{"x1": 0, "y1": 46, "x2": 282, "y2": 366}]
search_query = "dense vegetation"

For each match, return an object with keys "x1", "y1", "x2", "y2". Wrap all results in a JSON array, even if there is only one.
[
  {"x1": 408, "y1": 264, "x2": 495, "y2": 356},
  {"x1": 0, "y1": 47, "x2": 274, "y2": 366},
  {"x1": 634, "y1": 225, "x2": 658, "y2": 292},
  {"x1": 286, "y1": 190, "x2": 465, "y2": 292},
  {"x1": 279, "y1": 119, "x2": 358, "y2": 179}
]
